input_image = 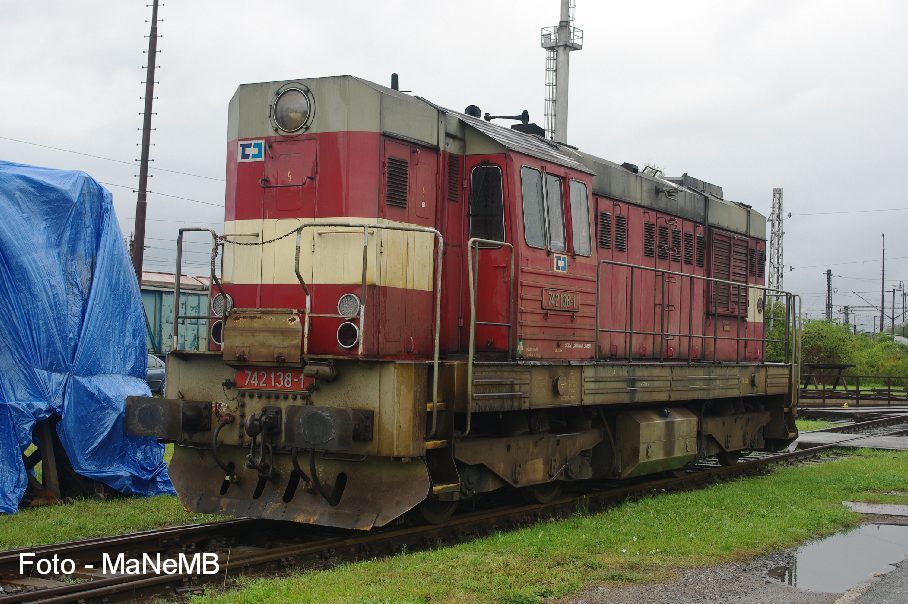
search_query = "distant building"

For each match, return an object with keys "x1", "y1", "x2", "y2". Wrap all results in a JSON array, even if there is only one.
[{"x1": 140, "y1": 272, "x2": 210, "y2": 355}]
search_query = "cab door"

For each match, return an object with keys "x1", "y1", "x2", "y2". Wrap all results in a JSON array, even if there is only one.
[{"x1": 462, "y1": 158, "x2": 511, "y2": 355}]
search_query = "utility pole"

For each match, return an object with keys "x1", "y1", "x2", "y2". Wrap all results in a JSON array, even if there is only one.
[
  {"x1": 899, "y1": 281, "x2": 908, "y2": 337},
  {"x1": 131, "y1": 0, "x2": 160, "y2": 280},
  {"x1": 880, "y1": 233, "x2": 885, "y2": 333},
  {"x1": 542, "y1": 0, "x2": 583, "y2": 143},
  {"x1": 825, "y1": 269, "x2": 833, "y2": 321},
  {"x1": 768, "y1": 188, "x2": 784, "y2": 292},
  {"x1": 843, "y1": 305, "x2": 850, "y2": 326},
  {"x1": 892, "y1": 288, "x2": 897, "y2": 336}
]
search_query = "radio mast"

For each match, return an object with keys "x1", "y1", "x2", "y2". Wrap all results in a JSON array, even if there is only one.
[{"x1": 542, "y1": 0, "x2": 583, "y2": 143}]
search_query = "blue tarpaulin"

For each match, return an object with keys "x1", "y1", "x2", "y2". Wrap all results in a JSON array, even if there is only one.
[{"x1": 0, "y1": 160, "x2": 174, "y2": 513}]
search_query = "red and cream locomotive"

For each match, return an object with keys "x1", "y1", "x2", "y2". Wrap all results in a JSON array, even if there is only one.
[{"x1": 127, "y1": 75, "x2": 800, "y2": 529}]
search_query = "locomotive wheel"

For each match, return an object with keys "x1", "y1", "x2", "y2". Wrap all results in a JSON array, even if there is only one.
[
  {"x1": 717, "y1": 450, "x2": 741, "y2": 466},
  {"x1": 415, "y1": 499, "x2": 458, "y2": 525},
  {"x1": 522, "y1": 482, "x2": 562, "y2": 504}
]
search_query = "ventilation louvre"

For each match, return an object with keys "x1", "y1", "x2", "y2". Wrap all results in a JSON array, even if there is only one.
[
  {"x1": 671, "y1": 228, "x2": 681, "y2": 262},
  {"x1": 615, "y1": 215, "x2": 628, "y2": 252},
  {"x1": 757, "y1": 250, "x2": 766, "y2": 278},
  {"x1": 386, "y1": 156, "x2": 409, "y2": 207},
  {"x1": 696, "y1": 234, "x2": 705, "y2": 267},
  {"x1": 446, "y1": 155, "x2": 461, "y2": 202},
  {"x1": 598, "y1": 212, "x2": 612, "y2": 249},
  {"x1": 644, "y1": 222, "x2": 655, "y2": 257},
  {"x1": 712, "y1": 234, "x2": 732, "y2": 311},
  {"x1": 657, "y1": 225, "x2": 669, "y2": 260},
  {"x1": 683, "y1": 232, "x2": 694, "y2": 265}
]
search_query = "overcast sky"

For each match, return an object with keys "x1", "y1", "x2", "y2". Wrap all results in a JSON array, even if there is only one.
[{"x1": 2, "y1": 0, "x2": 906, "y2": 330}]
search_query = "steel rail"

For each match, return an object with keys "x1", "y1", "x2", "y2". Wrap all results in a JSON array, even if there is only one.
[{"x1": 3, "y1": 414, "x2": 906, "y2": 604}]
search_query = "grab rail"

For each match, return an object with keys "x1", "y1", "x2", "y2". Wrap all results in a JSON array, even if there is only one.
[
  {"x1": 293, "y1": 222, "x2": 445, "y2": 436},
  {"x1": 464, "y1": 238, "x2": 515, "y2": 436},
  {"x1": 172, "y1": 228, "x2": 227, "y2": 351},
  {"x1": 593, "y1": 259, "x2": 801, "y2": 366}
]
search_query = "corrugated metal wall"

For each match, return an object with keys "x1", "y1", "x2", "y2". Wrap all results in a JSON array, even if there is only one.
[{"x1": 142, "y1": 289, "x2": 208, "y2": 354}]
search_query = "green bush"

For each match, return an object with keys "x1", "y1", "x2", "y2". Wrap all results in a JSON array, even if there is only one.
[
  {"x1": 796, "y1": 319, "x2": 908, "y2": 380},
  {"x1": 801, "y1": 321, "x2": 854, "y2": 366}
]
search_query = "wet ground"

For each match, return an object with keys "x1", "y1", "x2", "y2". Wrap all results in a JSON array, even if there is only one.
[{"x1": 558, "y1": 517, "x2": 908, "y2": 604}]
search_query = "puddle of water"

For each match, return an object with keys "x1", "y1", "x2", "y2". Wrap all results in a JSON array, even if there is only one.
[{"x1": 768, "y1": 523, "x2": 908, "y2": 593}]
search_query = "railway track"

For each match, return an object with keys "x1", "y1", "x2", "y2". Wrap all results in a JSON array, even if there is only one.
[{"x1": 2, "y1": 414, "x2": 907, "y2": 604}]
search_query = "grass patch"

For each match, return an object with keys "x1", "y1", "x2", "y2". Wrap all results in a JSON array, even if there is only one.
[
  {"x1": 200, "y1": 450, "x2": 908, "y2": 604},
  {"x1": 795, "y1": 418, "x2": 841, "y2": 431},
  {"x1": 1, "y1": 442, "x2": 217, "y2": 551},
  {"x1": 0, "y1": 495, "x2": 220, "y2": 550}
]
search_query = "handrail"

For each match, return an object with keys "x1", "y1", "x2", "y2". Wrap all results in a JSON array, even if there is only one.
[
  {"x1": 593, "y1": 258, "x2": 801, "y2": 367},
  {"x1": 465, "y1": 238, "x2": 516, "y2": 436},
  {"x1": 173, "y1": 228, "x2": 227, "y2": 351},
  {"x1": 293, "y1": 222, "x2": 445, "y2": 436}
]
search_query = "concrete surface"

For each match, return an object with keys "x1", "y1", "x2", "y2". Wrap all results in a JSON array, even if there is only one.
[{"x1": 852, "y1": 559, "x2": 908, "y2": 604}]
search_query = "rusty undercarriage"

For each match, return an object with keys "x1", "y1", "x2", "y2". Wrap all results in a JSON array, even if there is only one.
[{"x1": 127, "y1": 351, "x2": 797, "y2": 530}]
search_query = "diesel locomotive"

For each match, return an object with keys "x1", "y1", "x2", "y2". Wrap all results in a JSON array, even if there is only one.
[{"x1": 126, "y1": 75, "x2": 801, "y2": 530}]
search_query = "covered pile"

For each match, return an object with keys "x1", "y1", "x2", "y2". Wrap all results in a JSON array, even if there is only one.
[{"x1": 0, "y1": 160, "x2": 173, "y2": 513}]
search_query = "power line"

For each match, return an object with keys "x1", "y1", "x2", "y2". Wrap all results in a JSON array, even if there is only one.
[
  {"x1": 790, "y1": 255, "x2": 908, "y2": 270},
  {"x1": 122, "y1": 216, "x2": 219, "y2": 225},
  {"x1": 794, "y1": 207, "x2": 908, "y2": 216},
  {"x1": 100, "y1": 180, "x2": 223, "y2": 208},
  {"x1": 0, "y1": 135, "x2": 223, "y2": 182}
]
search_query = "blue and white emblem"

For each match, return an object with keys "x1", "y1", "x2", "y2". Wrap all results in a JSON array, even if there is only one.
[
  {"x1": 237, "y1": 140, "x2": 264, "y2": 162},
  {"x1": 554, "y1": 254, "x2": 568, "y2": 273}
]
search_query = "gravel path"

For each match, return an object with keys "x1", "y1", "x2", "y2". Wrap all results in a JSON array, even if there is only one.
[
  {"x1": 554, "y1": 516, "x2": 908, "y2": 604},
  {"x1": 553, "y1": 552, "x2": 838, "y2": 604}
]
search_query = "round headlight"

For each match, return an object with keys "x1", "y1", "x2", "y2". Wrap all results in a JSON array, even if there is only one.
[
  {"x1": 210, "y1": 320, "x2": 224, "y2": 346},
  {"x1": 337, "y1": 322, "x2": 360, "y2": 349},
  {"x1": 337, "y1": 293, "x2": 361, "y2": 318},
  {"x1": 273, "y1": 88, "x2": 311, "y2": 133},
  {"x1": 211, "y1": 292, "x2": 233, "y2": 316}
]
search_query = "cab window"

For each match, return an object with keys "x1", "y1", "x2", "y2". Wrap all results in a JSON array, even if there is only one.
[
  {"x1": 521, "y1": 166, "x2": 546, "y2": 248},
  {"x1": 469, "y1": 164, "x2": 504, "y2": 241},
  {"x1": 545, "y1": 174, "x2": 565, "y2": 252},
  {"x1": 569, "y1": 180, "x2": 591, "y2": 256},
  {"x1": 521, "y1": 166, "x2": 567, "y2": 253}
]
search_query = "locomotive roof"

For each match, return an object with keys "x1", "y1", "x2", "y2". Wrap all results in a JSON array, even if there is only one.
[
  {"x1": 231, "y1": 75, "x2": 765, "y2": 239},
  {"x1": 453, "y1": 112, "x2": 593, "y2": 175}
]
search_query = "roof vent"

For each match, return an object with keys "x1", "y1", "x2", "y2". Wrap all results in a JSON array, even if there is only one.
[{"x1": 621, "y1": 162, "x2": 639, "y2": 174}]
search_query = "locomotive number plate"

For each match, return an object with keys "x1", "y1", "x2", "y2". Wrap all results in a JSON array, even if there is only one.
[
  {"x1": 235, "y1": 369, "x2": 313, "y2": 391},
  {"x1": 542, "y1": 288, "x2": 580, "y2": 312}
]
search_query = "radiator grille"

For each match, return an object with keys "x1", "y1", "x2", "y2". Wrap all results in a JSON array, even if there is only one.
[
  {"x1": 386, "y1": 156, "x2": 409, "y2": 207},
  {"x1": 615, "y1": 215, "x2": 627, "y2": 252},
  {"x1": 671, "y1": 228, "x2": 682, "y2": 262},
  {"x1": 657, "y1": 225, "x2": 669, "y2": 260},
  {"x1": 644, "y1": 222, "x2": 655, "y2": 257},
  {"x1": 598, "y1": 212, "x2": 612, "y2": 249},
  {"x1": 446, "y1": 154, "x2": 461, "y2": 202},
  {"x1": 712, "y1": 234, "x2": 732, "y2": 311}
]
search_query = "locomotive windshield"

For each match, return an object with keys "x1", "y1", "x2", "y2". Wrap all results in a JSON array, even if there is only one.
[{"x1": 469, "y1": 164, "x2": 505, "y2": 241}]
